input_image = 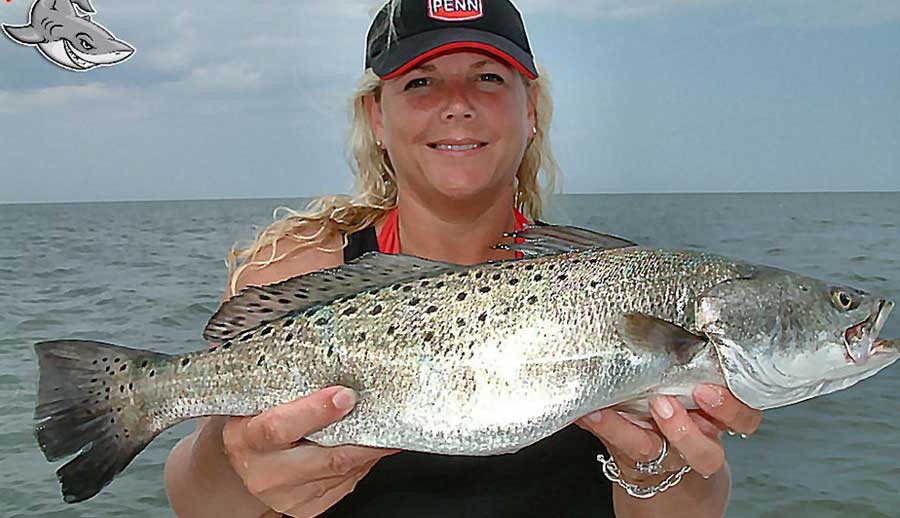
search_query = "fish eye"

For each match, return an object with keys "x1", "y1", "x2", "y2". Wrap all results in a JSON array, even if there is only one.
[
  {"x1": 80, "y1": 40, "x2": 94, "y2": 50},
  {"x1": 831, "y1": 290, "x2": 855, "y2": 310}
]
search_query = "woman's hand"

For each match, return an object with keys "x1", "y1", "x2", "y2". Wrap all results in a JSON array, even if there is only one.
[
  {"x1": 577, "y1": 384, "x2": 762, "y2": 496},
  {"x1": 221, "y1": 386, "x2": 399, "y2": 517}
]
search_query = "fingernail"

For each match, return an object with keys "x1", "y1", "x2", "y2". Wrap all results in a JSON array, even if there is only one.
[
  {"x1": 694, "y1": 385, "x2": 724, "y2": 408},
  {"x1": 650, "y1": 396, "x2": 674, "y2": 419},
  {"x1": 587, "y1": 411, "x2": 603, "y2": 423},
  {"x1": 332, "y1": 388, "x2": 357, "y2": 411}
]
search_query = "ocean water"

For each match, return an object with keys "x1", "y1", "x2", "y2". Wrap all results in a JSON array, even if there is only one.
[{"x1": 0, "y1": 193, "x2": 898, "y2": 517}]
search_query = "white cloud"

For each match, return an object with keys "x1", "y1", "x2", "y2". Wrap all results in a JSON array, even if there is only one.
[{"x1": 179, "y1": 63, "x2": 264, "y2": 91}]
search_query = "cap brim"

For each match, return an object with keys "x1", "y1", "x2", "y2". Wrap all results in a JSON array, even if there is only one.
[{"x1": 373, "y1": 28, "x2": 538, "y2": 80}]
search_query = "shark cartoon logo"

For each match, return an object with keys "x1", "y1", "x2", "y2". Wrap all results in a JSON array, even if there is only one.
[{"x1": 2, "y1": 0, "x2": 134, "y2": 72}]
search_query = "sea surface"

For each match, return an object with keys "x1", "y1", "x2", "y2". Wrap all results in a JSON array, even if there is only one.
[{"x1": 0, "y1": 193, "x2": 898, "y2": 517}]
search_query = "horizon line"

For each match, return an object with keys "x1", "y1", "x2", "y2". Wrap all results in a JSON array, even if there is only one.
[{"x1": 1, "y1": 189, "x2": 898, "y2": 207}]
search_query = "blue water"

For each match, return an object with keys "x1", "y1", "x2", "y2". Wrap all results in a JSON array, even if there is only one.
[{"x1": 0, "y1": 193, "x2": 898, "y2": 517}]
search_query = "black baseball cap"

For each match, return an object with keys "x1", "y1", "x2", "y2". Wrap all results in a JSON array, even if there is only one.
[{"x1": 365, "y1": 0, "x2": 538, "y2": 80}]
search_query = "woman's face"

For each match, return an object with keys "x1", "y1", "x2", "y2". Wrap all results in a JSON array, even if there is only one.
[{"x1": 366, "y1": 51, "x2": 536, "y2": 207}]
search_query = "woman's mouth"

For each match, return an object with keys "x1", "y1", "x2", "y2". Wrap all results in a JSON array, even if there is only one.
[{"x1": 426, "y1": 140, "x2": 488, "y2": 153}]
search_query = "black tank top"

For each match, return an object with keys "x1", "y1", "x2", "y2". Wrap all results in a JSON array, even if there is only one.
[{"x1": 291, "y1": 227, "x2": 615, "y2": 518}]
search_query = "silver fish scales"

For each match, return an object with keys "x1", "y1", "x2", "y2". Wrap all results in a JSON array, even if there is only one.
[{"x1": 32, "y1": 226, "x2": 898, "y2": 502}]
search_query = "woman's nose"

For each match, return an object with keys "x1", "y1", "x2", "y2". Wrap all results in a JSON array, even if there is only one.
[{"x1": 441, "y1": 85, "x2": 475, "y2": 121}]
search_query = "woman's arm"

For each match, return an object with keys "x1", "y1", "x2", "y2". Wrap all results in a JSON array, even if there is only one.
[{"x1": 164, "y1": 236, "x2": 397, "y2": 518}]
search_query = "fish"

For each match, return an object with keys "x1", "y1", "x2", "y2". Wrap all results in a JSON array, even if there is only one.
[{"x1": 32, "y1": 225, "x2": 898, "y2": 503}]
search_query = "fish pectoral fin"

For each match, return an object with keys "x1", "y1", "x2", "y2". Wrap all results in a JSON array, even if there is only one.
[
  {"x1": 493, "y1": 225, "x2": 636, "y2": 258},
  {"x1": 615, "y1": 313, "x2": 708, "y2": 364},
  {"x1": 2, "y1": 24, "x2": 46, "y2": 44},
  {"x1": 204, "y1": 252, "x2": 465, "y2": 342}
]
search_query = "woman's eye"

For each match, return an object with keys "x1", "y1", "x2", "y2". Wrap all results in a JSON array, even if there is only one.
[
  {"x1": 480, "y1": 73, "x2": 504, "y2": 83},
  {"x1": 404, "y1": 78, "x2": 429, "y2": 90}
]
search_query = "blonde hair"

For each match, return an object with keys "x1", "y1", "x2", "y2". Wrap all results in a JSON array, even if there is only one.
[{"x1": 226, "y1": 3, "x2": 560, "y2": 296}]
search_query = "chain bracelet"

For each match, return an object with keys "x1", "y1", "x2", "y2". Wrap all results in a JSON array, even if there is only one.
[{"x1": 596, "y1": 452, "x2": 692, "y2": 499}]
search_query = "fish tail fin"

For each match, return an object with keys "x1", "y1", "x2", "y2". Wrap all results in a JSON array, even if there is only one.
[{"x1": 34, "y1": 340, "x2": 171, "y2": 503}]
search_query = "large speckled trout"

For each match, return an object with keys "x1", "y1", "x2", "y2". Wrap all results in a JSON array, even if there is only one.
[{"x1": 33, "y1": 226, "x2": 898, "y2": 503}]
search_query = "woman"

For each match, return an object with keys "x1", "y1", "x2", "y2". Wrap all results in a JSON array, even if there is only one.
[{"x1": 165, "y1": 1, "x2": 762, "y2": 516}]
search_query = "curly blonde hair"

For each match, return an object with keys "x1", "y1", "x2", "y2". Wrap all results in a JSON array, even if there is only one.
[{"x1": 226, "y1": 2, "x2": 560, "y2": 296}]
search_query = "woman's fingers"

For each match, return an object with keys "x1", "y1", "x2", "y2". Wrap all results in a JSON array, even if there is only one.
[
  {"x1": 649, "y1": 396, "x2": 725, "y2": 477},
  {"x1": 577, "y1": 409, "x2": 659, "y2": 463},
  {"x1": 270, "y1": 458, "x2": 380, "y2": 516},
  {"x1": 692, "y1": 384, "x2": 763, "y2": 436},
  {"x1": 237, "y1": 386, "x2": 358, "y2": 453}
]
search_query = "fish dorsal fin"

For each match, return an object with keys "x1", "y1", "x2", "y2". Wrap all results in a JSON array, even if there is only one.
[
  {"x1": 615, "y1": 313, "x2": 708, "y2": 364},
  {"x1": 203, "y1": 252, "x2": 465, "y2": 343},
  {"x1": 493, "y1": 225, "x2": 636, "y2": 258}
]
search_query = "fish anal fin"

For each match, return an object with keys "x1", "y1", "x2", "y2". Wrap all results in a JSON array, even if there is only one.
[{"x1": 616, "y1": 313, "x2": 707, "y2": 364}]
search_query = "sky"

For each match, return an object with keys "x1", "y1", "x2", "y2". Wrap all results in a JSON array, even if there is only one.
[{"x1": 0, "y1": 0, "x2": 898, "y2": 203}]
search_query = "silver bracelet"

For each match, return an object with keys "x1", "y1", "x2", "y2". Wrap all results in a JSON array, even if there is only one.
[{"x1": 596, "y1": 451, "x2": 692, "y2": 499}]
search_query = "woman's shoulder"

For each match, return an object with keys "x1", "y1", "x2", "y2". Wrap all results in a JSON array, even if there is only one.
[{"x1": 227, "y1": 231, "x2": 345, "y2": 300}]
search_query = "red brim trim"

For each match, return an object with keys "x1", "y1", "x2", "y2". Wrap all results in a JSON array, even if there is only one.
[{"x1": 380, "y1": 42, "x2": 537, "y2": 81}]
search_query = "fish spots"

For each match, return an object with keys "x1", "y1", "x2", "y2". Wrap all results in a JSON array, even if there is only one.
[
  {"x1": 457, "y1": 292, "x2": 467, "y2": 301},
  {"x1": 557, "y1": 274, "x2": 567, "y2": 281},
  {"x1": 342, "y1": 306, "x2": 358, "y2": 317},
  {"x1": 259, "y1": 294, "x2": 271, "y2": 301},
  {"x1": 315, "y1": 317, "x2": 329, "y2": 326},
  {"x1": 294, "y1": 292, "x2": 309, "y2": 299},
  {"x1": 408, "y1": 297, "x2": 420, "y2": 306},
  {"x1": 420, "y1": 280, "x2": 430, "y2": 287},
  {"x1": 527, "y1": 295, "x2": 538, "y2": 305},
  {"x1": 492, "y1": 273, "x2": 502, "y2": 281},
  {"x1": 424, "y1": 330, "x2": 434, "y2": 342},
  {"x1": 149, "y1": 370, "x2": 156, "y2": 378},
  {"x1": 371, "y1": 304, "x2": 383, "y2": 316},
  {"x1": 222, "y1": 343, "x2": 232, "y2": 350},
  {"x1": 260, "y1": 326, "x2": 273, "y2": 337},
  {"x1": 435, "y1": 281, "x2": 445, "y2": 289},
  {"x1": 278, "y1": 298, "x2": 291, "y2": 304},
  {"x1": 456, "y1": 317, "x2": 466, "y2": 327},
  {"x1": 478, "y1": 312, "x2": 488, "y2": 323},
  {"x1": 402, "y1": 285, "x2": 413, "y2": 293},
  {"x1": 533, "y1": 274, "x2": 543, "y2": 282},
  {"x1": 387, "y1": 324, "x2": 397, "y2": 335},
  {"x1": 128, "y1": 382, "x2": 133, "y2": 391},
  {"x1": 426, "y1": 305, "x2": 438, "y2": 314},
  {"x1": 590, "y1": 281, "x2": 599, "y2": 288},
  {"x1": 257, "y1": 355, "x2": 265, "y2": 367},
  {"x1": 509, "y1": 278, "x2": 519, "y2": 286},
  {"x1": 326, "y1": 345, "x2": 335, "y2": 358},
  {"x1": 260, "y1": 308, "x2": 274, "y2": 313},
  {"x1": 181, "y1": 357, "x2": 190, "y2": 367},
  {"x1": 358, "y1": 332, "x2": 367, "y2": 342},
  {"x1": 119, "y1": 364, "x2": 127, "y2": 372},
  {"x1": 285, "y1": 332, "x2": 294, "y2": 342},
  {"x1": 525, "y1": 264, "x2": 535, "y2": 271},
  {"x1": 479, "y1": 286, "x2": 491, "y2": 294},
  {"x1": 475, "y1": 272, "x2": 483, "y2": 280}
]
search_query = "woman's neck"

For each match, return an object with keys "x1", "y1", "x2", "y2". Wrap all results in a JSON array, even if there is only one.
[{"x1": 392, "y1": 189, "x2": 520, "y2": 265}]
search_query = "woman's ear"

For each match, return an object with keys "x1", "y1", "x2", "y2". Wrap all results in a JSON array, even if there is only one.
[
  {"x1": 364, "y1": 95, "x2": 384, "y2": 144},
  {"x1": 526, "y1": 84, "x2": 538, "y2": 134}
]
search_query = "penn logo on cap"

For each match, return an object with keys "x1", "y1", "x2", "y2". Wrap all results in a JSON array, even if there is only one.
[{"x1": 427, "y1": 0, "x2": 484, "y2": 22}]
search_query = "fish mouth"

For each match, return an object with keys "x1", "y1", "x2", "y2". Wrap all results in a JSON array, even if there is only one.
[
  {"x1": 843, "y1": 299, "x2": 893, "y2": 364},
  {"x1": 63, "y1": 39, "x2": 96, "y2": 70}
]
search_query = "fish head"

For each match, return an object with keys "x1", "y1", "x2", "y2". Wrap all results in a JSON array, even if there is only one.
[{"x1": 697, "y1": 267, "x2": 898, "y2": 410}]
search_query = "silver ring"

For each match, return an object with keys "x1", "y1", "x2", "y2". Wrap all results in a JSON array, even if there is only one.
[{"x1": 634, "y1": 437, "x2": 668, "y2": 476}]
